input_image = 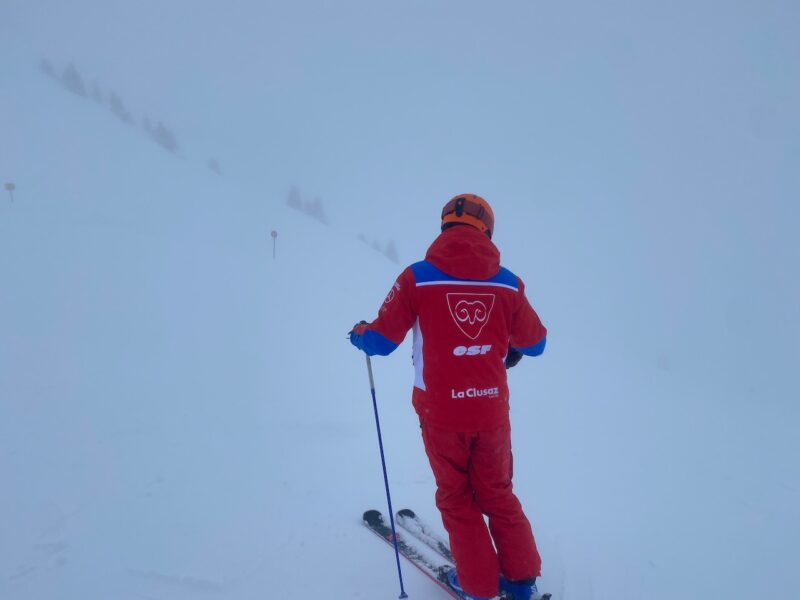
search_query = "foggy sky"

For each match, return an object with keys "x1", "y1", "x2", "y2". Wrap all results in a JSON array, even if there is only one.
[{"x1": 6, "y1": 0, "x2": 797, "y2": 399}]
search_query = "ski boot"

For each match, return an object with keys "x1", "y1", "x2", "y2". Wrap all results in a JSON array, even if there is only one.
[{"x1": 499, "y1": 575, "x2": 539, "y2": 600}]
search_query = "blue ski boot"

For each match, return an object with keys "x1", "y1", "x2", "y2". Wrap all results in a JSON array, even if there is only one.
[
  {"x1": 446, "y1": 567, "x2": 500, "y2": 600},
  {"x1": 499, "y1": 575, "x2": 539, "y2": 600}
]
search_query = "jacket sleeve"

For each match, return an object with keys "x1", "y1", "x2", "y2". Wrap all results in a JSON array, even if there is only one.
[
  {"x1": 509, "y1": 278, "x2": 547, "y2": 357},
  {"x1": 351, "y1": 267, "x2": 417, "y2": 356}
]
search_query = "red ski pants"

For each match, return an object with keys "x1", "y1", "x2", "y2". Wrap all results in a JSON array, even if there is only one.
[{"x1": 421, "y1": 420, "x2": 541, "y2": 598}]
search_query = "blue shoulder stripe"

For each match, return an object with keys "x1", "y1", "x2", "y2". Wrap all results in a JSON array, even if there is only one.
[
  {"x1": 410, "y1": 261, "x2": 519, "y2": 291},
  {"x1": 411, "y1": 261, "x2": 450, "y2": 283},
  {"x1": 491, "y1": 267, "x2": 520, "y2": 290}
]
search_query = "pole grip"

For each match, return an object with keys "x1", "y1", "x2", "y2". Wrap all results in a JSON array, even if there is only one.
[{"x1": 366, "y1": 355, "x2": 376, "y2": 390}]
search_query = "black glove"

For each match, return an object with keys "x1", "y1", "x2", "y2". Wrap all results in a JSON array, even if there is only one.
[
  {"x1": 505, "y1": 347, "x2": 523, "y2": 369},
  {"x1": 348, "y1": 320, "x2": 368, "y2": 346}
]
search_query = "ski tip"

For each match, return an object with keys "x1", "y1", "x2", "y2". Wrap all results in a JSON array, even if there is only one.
[
  {"x1": 397, "y1": 508, "x2": 416, "y2": 518},
  {"x1": 363, "y1": 509, "x2": 382, "y2": 522}
]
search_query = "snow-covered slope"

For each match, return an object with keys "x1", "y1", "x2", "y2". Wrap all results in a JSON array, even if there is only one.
[{"x1": 2, "y1": 52, "x2": 798, "y2": 600}]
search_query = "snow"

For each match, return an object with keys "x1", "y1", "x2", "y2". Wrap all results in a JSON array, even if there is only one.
[{"x1": 2, "y1": 3, "x2": 799, "y2": 599}]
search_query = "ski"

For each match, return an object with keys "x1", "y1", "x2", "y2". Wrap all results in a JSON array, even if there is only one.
[
  {"x1": 396, "y1": 508, "x2": 455, "y2": 562},
  {"x1": 394, "y1": 508, "x2": 552, "y2": 600},
  {"x1": 363, "y1": 509, "x2": 460, "y2": 598}
]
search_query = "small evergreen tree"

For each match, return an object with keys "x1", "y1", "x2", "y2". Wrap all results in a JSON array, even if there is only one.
[
  {"x1": 61, "y1": 63, "x2": 87, "y2": 96},
  {"x1": 307, "y1": 197, "x2": 328, "y2": 224},
  {"x1": 109, "y1": 92, "x2": 133, "y2": 123},
  {"x1": 384, "y1": 240, "x2": 399, "y2": 263},
  {"x1": 207, "y1": 158, "x2": 222, "y2": 175},
  {"x1": 287, "y1": 185, "x2": 302, "y2": 209},
  {"x1": 152, "y1": 122, "x2": 179, "y2": 153}
]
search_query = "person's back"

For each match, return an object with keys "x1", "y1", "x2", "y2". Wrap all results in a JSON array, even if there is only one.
[{"x1": 350, "y1": 195, "x2": 547, "y2": 600}]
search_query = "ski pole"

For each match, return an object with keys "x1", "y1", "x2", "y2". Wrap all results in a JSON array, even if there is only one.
[{"x1": 366, "y1": 355, "x2": 408, "y2": 599}]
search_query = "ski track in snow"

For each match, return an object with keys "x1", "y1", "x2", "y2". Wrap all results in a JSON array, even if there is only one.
[{"x1": 125, "y1": 569, "x2": 226, "y2": 593}]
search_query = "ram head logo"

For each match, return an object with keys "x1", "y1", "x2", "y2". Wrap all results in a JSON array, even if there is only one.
[
  {"x1": 455, "y1": 301, "x2": 488, "y2": 325},
  {"x1": 446, "y1": 293, "x2": 496, "y2": 339}
]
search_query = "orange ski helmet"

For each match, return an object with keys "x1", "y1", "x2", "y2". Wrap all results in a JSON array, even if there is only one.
[{"x1": 441, "y1": 194, "x2": 495, "y2": 238}]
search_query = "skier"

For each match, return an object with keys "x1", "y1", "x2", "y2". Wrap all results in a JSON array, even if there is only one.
[{"x1": 349, "y1": 195, "x2": 547, "y2": 600}]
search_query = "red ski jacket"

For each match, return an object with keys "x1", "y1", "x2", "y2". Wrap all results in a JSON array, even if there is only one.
[{"x1": 352, "y1": 225, "x2": 547, "y2": 431}]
